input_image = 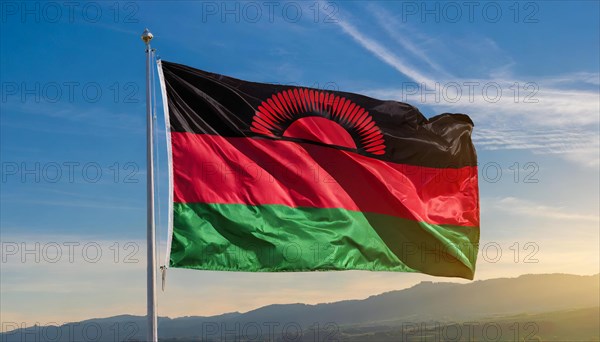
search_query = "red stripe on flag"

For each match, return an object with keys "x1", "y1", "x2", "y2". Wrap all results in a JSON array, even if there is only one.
[{"x1": 171, "y1": 132, "x2": 480, "y2": 227}]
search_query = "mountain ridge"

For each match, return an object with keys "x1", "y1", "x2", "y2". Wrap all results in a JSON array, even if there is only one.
[{"x1": 1, "y1": 273, "x2": 598, "y2": 341}]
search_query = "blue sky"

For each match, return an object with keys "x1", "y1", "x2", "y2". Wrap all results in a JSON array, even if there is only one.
[{"x1": 1, "y1": 1, "x2": 599, "y2": 325}]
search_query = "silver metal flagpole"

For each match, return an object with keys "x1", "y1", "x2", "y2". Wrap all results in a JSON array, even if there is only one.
[{"x1": 141, "y1": 28, "x2": 158, "y2": 342}]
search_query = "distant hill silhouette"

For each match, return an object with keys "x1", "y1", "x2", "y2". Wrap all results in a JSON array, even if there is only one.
[{"x1": 1, "y1": 273, "x2": 598, "y2": 341}]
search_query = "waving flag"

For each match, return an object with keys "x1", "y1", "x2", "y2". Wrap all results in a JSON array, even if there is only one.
[{"x1": 158, "y1": 61, "x2": 479, "y2": 279}]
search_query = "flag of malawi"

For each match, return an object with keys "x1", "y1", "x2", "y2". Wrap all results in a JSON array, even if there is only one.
[{"x1": 159, "y1": 61, "x2": 480, "y2": 280}]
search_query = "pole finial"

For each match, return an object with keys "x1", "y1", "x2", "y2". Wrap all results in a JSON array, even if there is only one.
[{"x1": 141, "y1": 28, "x2": 153, "y2": 45}]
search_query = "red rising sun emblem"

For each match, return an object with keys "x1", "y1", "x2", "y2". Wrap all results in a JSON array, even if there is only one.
[{"x1": 250, "y1": 89, "x2": 386, "y2": 155}]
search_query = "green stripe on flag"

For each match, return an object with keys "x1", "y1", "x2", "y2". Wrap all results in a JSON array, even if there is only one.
[{"x1": 170, "y1": 203, "x2": 479, "y2": 279}]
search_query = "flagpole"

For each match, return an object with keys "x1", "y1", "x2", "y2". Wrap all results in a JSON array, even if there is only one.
[{"x1": 141, "y1": 28, "x2": 158, "y2": 342}]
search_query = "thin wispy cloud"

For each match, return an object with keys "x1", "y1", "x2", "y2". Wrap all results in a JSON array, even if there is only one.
[
  {"x1": 437, "y1": 79, "x2": 600, "y2": 127},
  {"x1": 473, "y1": 128, "x2": 600, "y2": 167},
  {"x1": 538, "y1": 71, "x2": 600, "y2": 87},
  {"x1": 493, "y1": 197, "x2": 600, "y2": 222},
  {"x1": 335, "y1": 17, "x2": 435, "y2": 86},
  {"x1": 334, "y1": 5, "x2": 600, "y2": 167},
  {"x1": 367, "y1": 5, "x2": 451, "y2": 77}
]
